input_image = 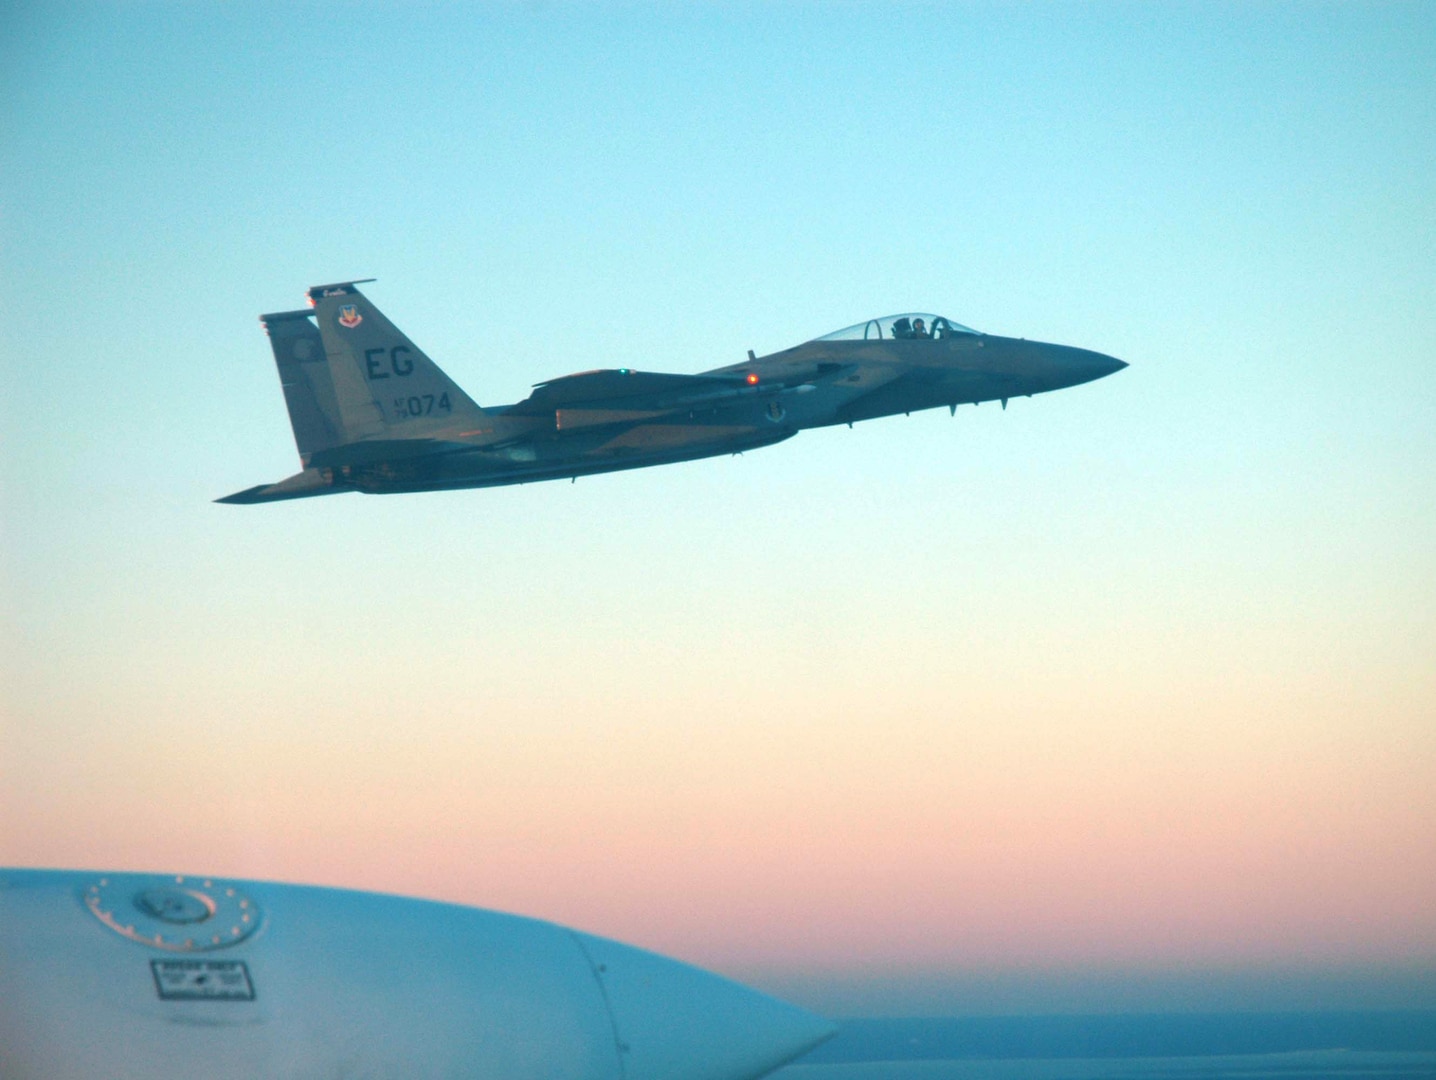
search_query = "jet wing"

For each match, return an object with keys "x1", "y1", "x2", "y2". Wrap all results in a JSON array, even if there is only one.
[
  {"x1": 504, "y1": 369, "x2": 752, "y2": 417},
  {"x1": 504, "y1": 364, "x2": 854, "y2": 425}
]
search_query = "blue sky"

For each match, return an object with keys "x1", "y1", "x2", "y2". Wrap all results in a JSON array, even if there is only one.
[{"x1": 2, "y1": 2, "x2": 1434, "y2": 1014}]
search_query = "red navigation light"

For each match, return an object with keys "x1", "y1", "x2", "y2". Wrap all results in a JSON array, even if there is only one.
[{"x1": 746, "y1": 372, "x2": 760, "y2": 385}]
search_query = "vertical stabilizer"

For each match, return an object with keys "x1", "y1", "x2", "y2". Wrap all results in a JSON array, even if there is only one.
[
  {"x1": 306, "y1": 281, "x2": 486, "y2": 441},
  {"x1": 260, "y1": 309, "x2": 344, "y2": 466}
]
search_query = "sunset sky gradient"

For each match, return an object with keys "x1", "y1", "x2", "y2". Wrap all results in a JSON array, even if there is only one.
[{"x1": 3, "y1": 2, "x2": 1433, "y2": 1014}]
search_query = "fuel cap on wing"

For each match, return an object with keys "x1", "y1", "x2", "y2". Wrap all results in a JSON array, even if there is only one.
[{"x1": 84, "y1": 874, "x2": 261, "y2": 951}]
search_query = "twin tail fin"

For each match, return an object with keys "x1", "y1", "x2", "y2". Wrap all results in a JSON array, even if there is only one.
[{"x1": 217, "y1": 280, "x2": 487, "y2": 504}]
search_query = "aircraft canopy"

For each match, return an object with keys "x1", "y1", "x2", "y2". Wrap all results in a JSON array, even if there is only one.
[{"x1": 813, "y1": 313, "x2": 979, "y2": 342}]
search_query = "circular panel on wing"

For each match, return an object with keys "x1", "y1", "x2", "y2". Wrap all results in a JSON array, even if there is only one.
[{"x1": 84, "y1": 874, "x2": 261, "y2": 952}]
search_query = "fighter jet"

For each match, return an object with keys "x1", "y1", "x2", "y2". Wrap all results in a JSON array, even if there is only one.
[
  {"x1": 219, "y1": 281, "x2": 1126, "y2": 503},
  {"x1": 0, "y1": 868, "x2": 835, "y2": 1080}
]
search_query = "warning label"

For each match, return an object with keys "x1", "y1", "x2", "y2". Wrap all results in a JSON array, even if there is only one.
[{"x1": 151, "y1": 959, "x2": 255, "y2": 1001}]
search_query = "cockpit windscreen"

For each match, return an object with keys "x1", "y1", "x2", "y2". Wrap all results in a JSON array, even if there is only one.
[{"x1": 812, "y1": 313, "x2": 979, "y2": 342}]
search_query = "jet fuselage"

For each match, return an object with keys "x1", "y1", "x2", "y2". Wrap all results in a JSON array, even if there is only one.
[{"x1": 219, "y1": 288, "x2": 1126, "y2": 503}]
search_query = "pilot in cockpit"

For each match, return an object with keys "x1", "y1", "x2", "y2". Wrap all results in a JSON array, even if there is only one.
[{"x1": 912, "y1": 318, "x2": 930, "y2": 339}]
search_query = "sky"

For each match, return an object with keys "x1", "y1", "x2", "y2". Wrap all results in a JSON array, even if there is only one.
[{"x1": 2, "y1": 2, "x2": 1434, "y2": 1016}]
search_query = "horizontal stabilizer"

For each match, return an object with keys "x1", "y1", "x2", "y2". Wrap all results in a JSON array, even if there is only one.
[{"x1": 216, "y1": 468, "x2": 337, "y2": 505}]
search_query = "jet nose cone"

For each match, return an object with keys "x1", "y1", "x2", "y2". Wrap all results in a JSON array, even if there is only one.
[
  {"x1": 1018, "y1": 342, "x2": 1127, "y2": 391},
  {"x1": 575, "y1": 932, "x2": 836, "y2": 1080},
  {"x1": 1079, "y1": 350, "x2": 1125, "y2": 379},
  {"x1": 1063, "y1": 345, "x2": 1127, "y2": 384}
]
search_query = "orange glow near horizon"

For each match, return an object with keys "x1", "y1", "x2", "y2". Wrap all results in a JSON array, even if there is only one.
[{"x1": 7, "y1": 637, "x2": 1432, "y2": 979}]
